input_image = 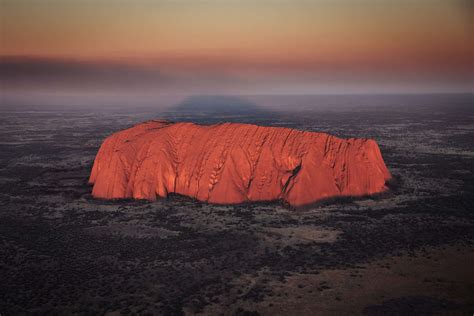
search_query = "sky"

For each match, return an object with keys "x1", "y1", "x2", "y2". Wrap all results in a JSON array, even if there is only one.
[{"x1": 1, "y1": 0, "x2": 473, "y2": 95}]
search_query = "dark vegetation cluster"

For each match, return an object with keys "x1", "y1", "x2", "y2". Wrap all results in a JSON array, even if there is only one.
[{"x1": 0, "y1": 100, "x2": 473, "y2": 314}]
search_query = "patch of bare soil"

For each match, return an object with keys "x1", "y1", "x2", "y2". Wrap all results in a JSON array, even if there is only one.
[{"x1": 201, "y1": 246, "x2": 474, "y2": 315}]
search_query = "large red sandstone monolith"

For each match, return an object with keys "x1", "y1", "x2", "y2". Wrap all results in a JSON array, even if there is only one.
[{"x1": 89, "y1": 120, "x2": 391, "y2": 207}]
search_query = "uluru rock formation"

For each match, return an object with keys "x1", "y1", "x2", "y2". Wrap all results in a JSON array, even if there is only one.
[{"x1": 89, "y1": 120, "x2": 391, "y2": 207}]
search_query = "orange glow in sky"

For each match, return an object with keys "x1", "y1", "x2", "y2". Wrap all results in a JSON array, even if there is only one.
[{"x1": 1, "y1": 0, "x2": 473, "y2": 93}]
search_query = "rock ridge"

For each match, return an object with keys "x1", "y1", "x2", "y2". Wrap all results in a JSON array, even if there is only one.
[{"x1": 89, "y1": 120, "x2": 391, "y2": 207}]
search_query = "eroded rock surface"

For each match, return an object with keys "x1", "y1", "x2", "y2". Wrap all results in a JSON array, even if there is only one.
[{"x1": 89, "y1": 121, "x2": 391, "y2": 206}]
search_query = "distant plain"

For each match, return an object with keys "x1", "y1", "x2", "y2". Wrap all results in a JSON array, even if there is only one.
[{"x1": 0, "y1": 94, "x2": 473, "y2": 315}]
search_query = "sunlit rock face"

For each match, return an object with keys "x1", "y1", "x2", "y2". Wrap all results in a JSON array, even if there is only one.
[{"x1": 89, "y1": 120, "x2": 391, "y2": 207}]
